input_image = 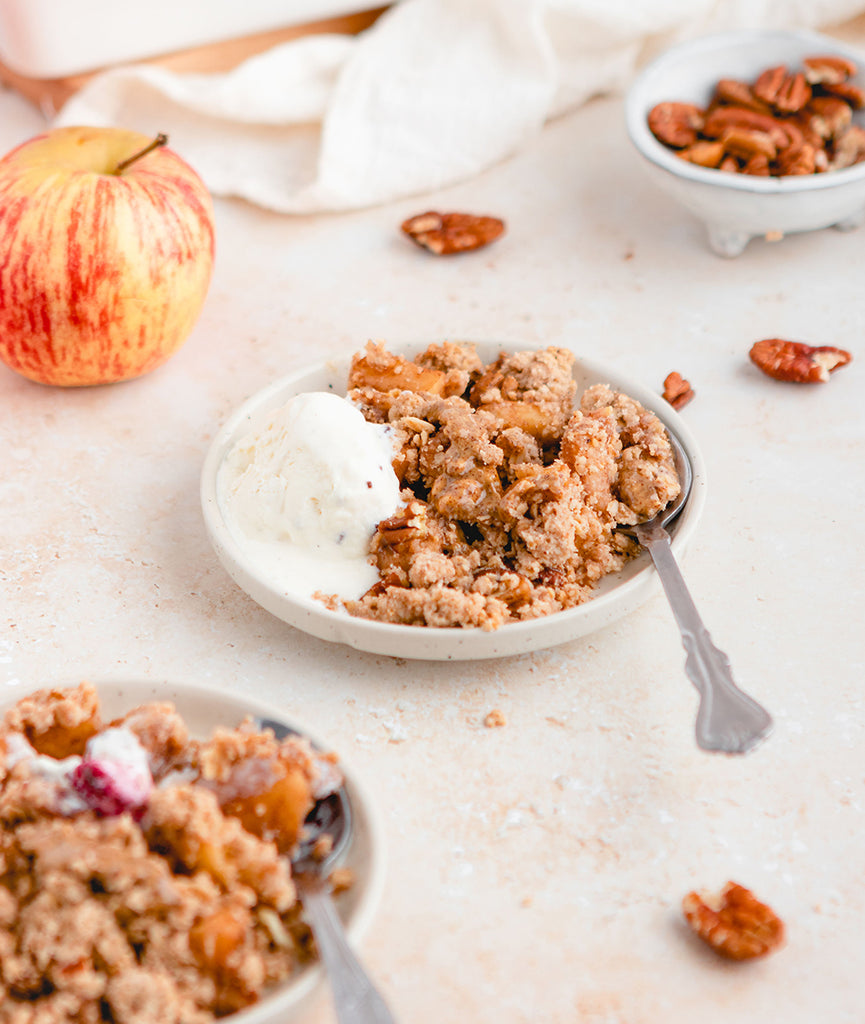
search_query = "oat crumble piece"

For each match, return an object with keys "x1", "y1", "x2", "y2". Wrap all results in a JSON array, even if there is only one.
[
  {"x1": 111, "y1": 701, "x2": 190, "y2": 779},
  {"x1": 470, "y1": 347, "x2": 577, "y2": 443},
  {"x1": 3, "y1": 681, "x2": 101, "y2": 758},
  {"x1": 328, "y1": 867, "x2": 355, "y2": 895}
]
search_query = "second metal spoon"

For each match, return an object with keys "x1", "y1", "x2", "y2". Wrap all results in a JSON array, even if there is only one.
[
  {"x1": 620, "y1": 430, "x2": 773, "y2": 754},
  {"x1": 256, "y1": 717, "x2": 397, "y2": 1023}
]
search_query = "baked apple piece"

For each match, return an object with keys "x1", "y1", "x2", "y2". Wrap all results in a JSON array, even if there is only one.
[{"x1": 2, "y1": 681, "x2": 100, "y2": 758}]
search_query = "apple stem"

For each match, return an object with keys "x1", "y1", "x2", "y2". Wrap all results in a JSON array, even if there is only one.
[{"x1": 114, "y1": 133, "x2": 169, "y2": 174}]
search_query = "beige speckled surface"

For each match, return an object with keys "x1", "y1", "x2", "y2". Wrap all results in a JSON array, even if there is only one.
[{"x1": 1, "y1": 31, "x2": 864, "y2": 1021}]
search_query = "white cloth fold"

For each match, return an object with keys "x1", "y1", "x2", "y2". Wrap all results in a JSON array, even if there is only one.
[{"x1": 54, "y1": 0, "x2": 865, "y2": 212}]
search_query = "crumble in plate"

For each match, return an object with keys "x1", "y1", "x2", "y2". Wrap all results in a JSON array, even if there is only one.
[
  {"x1": 0, "y1": 682, "x2": 344, "y2": 1023},
  {"x1": 345, "y1": 341, "x2": 681, "y2": 630}
]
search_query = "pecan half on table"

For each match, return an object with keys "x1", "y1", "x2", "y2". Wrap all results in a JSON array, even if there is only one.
[
  {"x1": 683, "y1": 882, "x2": 785, "y2": 961},
  {"x1": 750, "y1": 338, "x2": 852, "y2": 382},
  {"x1": 401, "y1": 211, "x2": 505, "y2": 255},
  {"x1": 662, "y1": 371, "x2": 695, "y2": 410}
]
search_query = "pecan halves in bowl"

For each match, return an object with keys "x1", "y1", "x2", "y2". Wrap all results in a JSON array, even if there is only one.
[
  {"x1": 647, "y1": 52, "x2": 865, "y2": 179},
  {"x1": 401, "y1": 211, "x2": 505, "y2": 255},
  {"x1": 803, "y1": 54, "x2": 859, "y2": 86},
  {"x1": 749, "y1": 338, "x2": 853, "y2": 382},
  {"x1": 647, "y1": 102, "x2": 705, "y2": 147},
  {"x1": 683, "y1": 882, "x2": 785, "y2": 961},
  {"x1": 753, "y1": 65, "x2": 812, "y2": 114}
]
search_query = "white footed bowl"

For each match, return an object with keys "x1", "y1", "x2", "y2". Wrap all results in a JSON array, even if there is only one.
[
  {"x1": 625, "y1": 29, "x2": 865, "y2": 256},
  {"x1": 201, "y1": 342, "x2": 707, "y2": 662}
]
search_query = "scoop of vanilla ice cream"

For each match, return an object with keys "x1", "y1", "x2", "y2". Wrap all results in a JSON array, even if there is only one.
[{"x1": 221, "y1": 392, "x2": 400, "y2": 558}]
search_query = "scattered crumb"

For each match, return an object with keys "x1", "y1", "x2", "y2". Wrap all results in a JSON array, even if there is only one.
[
  {"x1": 484, "y1": 709, "x2": 507, "y2": 728},
  {"x1": 313, "y1": 591, "x2": 340, "y2": 611},
  {"x1": 312, "y1": 833, "x2": 334, "y2": 861},
  {"x1": 329, "y1": 867, "x2": 355, "y2": 894}
]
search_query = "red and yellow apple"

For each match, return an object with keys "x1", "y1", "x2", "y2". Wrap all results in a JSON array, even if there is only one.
[{"x1": 0, "y1": 126, "x2": 215, "y2": 386}]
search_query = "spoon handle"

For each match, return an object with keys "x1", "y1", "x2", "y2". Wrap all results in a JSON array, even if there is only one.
[
  {"x1": 299, "y1": 876, "x2": 397, "y2": 1024},
  {"x1": 634, "y1": 522, "x2": 773, "y2": 754}
]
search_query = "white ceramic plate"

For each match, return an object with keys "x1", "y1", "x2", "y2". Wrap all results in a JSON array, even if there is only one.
[
  {"x1": 201, "y1": 342, "x2": 707, "y2": 661},
  {"x1": 625, "y1": 29, "x2": 865, "y2": 257},
  {"x1": 0, "y1": 678, "x2": 386, "y2": 1023}
]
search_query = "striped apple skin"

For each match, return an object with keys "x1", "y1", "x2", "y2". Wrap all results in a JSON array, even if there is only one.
[{"x1": 0, "y1": 127, "x2": 215, "y2": 386}]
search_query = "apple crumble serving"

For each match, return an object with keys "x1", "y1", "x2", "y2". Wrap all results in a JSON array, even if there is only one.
[
  {"x1": 0, "y1": 682, "x2": 344, "y2": 1023},
  {"x1": 344, "y1": 341, "x2": 681, "y2": 630}
]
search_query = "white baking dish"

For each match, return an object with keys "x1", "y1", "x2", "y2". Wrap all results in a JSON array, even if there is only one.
[{"x1": 0, "y1": 1, "x2": 378, "y2": 78}]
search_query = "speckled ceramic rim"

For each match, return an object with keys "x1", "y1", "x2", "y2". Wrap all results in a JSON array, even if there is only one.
[
  {"x1": 0, "y1": 678, "x2": 387, "y2": 1023},
  {"x1": 625, "y1": 28, "x2": 865, "y2": 193},
  {"x1": 201, "y1": 342, "x2": 707, "y2": 661}
]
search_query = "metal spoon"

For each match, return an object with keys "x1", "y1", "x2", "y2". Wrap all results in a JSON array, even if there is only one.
[
  {"x1": 256, "y1": 717, "x2": 397, "y2": 1023},
  {"x1": 618, "y1": 430, "x2": 773, "y2": 754}
]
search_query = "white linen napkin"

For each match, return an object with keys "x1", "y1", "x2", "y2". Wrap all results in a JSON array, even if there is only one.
[{"x1": 54, "y1": 0, "x2": 865, "y2": 212}]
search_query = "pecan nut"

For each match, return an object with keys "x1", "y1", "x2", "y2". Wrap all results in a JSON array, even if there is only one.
[
  {"x1": 682, "y1": 882, "x2": 785, "y2": 961},
  {"x1": 774, "y1": 71, "x2": 812, "y2": 114},
  {"x1": 803, "y1": 54, "x2": 858, "y2": 85},
  {"x1": 375, "y1": 504, "x2": 428, "y2": 547},
  {"x1": 720, "y1": 127, "x2": 776, "y2": 161},
  {"x1": 804, "y1": 96, "x2": 853, "y2": 140},
  {"x1": 750, "y1": 338, "x2": 853, "y2": 382},
  {"x1": 647, "y1": 102, "x2": 705, "y2": 147},
  {"x1": 712, "y1": 78, "x2": 772, "y2": 114},
  {"x1": 649, "y1": 53, "x2": 863, "y2": 180},
  {"x1": 702, "y1": 107, "x2": 787, "y2": 148},
  {"x1": 830, "y1": 124, "x2": 865, "y2": 169},
  {"x1": 742, "y1": 152, "x2": 770, "y2": 176},
  {"x1": 775, "y1": 142, "x2": 817, "y2": 176},
  {"x1": 360, "y1": 571, "x2": 404, "y2": 599},
  {"x1": 662, "y1": 371, "x2": 695, "y2": 410},
  {"x1": 401, "y1": 211, "x2": 505, "y2": 255},
  {"x1": 536, "y1": 566, "x2": 567, "y2": 589},
  {"x1": 821, "y1": 80, "x2": 865, "y2": 109},
  {"x1": 753, "y1": 66, "x2": 812, "y2": 113},
  {"x1": 753, "y1": 64, "x2": 789, "y2": 107},
  {"x1": 676, "y1": 140, "x2": 725, "y2": 168},
  {"x1": 776, "y1": 117, "x2": 804, "y2": 150}
]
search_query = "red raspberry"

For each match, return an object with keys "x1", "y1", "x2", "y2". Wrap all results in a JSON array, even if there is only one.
[{"x1": 71, "y1": 758, "x2": 152, "y2": 817}]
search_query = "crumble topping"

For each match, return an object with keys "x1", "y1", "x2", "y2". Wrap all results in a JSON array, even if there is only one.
[
  {"x1": 0, "y1": 682, "x2": 343, "y2": 1022},
  {"x1": 344, "y1": 341, "x2": 680, "y2": 629}
]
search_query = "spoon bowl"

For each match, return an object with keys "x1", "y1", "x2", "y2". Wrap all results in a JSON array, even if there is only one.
[
  {"x1": 652, "y1": 427, "x2": 692, "y2": 531},
  {"x1": 619, "y1": 425, "x2": 694, "y2": 539},
  {"x1": 255, "y1": 716, "x2": 397, "y2": 1023},
  {"x1": 253, "y1": 717, "x2": 353, "y2": 872}
]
